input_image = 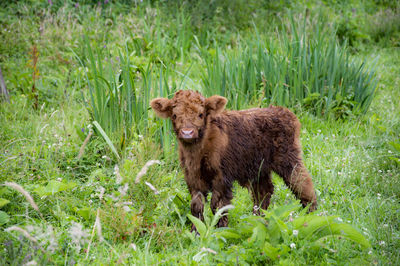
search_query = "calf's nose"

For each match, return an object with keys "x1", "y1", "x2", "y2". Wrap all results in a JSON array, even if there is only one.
[{"x1": 180, "y1": 128, "x2": 195, "y2": 139}]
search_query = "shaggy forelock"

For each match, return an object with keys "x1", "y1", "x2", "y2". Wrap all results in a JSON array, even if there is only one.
[
  {"x1": 172, "y1": 90, "x2": 205, "y2": 107},
  {"x1": 171, "y1": 90, "x2": 206, "y2": 115}
]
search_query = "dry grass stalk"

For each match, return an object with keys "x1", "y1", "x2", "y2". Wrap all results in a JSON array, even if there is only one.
[
  {"x1": 95, "y1": 209, "x2": 104, "y2": 242},
  {"x1": 77, "y1": 130, "x2": 93, "y2": 159},
  {"x1": 86, "y1": 209, "x2": 103, "y2": 259},
  {"x1": 3, "y1": 182, "x2": 42, "y2": 217},
  {"x1": 201, "y1": 247, "x2": 217, "y2": 254},
  {"x1": 145, "y1": 181, "x2": 160, "y2": 195},
  {"x1": 135, "y1": 160, "x2": 161, "y2": 184},
  {"x1": 114, "y1": 164, "x2": 122, "y2": 184},
  {"x1": 6, "y1": 226, "x2": 40, "y2": 245}
]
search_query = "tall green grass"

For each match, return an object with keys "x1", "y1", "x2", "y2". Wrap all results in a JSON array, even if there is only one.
[
  {"x1": 76, "y1": 36, "x2": 154, "y2": 152},
  {"x1": 201, "y1": 16, "x2": 378, "y2": 118},
  {"x1": 77, "y1": 36, "x2": 178, "y2": 157}
]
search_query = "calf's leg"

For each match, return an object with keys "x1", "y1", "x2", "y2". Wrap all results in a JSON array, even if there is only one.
[
  {"x1": 273, "y1": 158, "x2": 317, "y2": 211},
  {"x1": 190, "y1": 191, "x2": 207, "y2": 231},
  {"x1": 210, "y1": 178, "x2": 233, "y2": 227},
  {"x1": 250, "y1": 172, "x2": 274, "y2": 215}
]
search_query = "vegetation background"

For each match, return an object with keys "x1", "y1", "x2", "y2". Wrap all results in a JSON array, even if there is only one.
[{"x1": 0, "y1": 0, "x2": 399, "y2": 264}]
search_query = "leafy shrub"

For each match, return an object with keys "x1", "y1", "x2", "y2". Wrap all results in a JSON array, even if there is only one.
[{"x1": 187, "y1": 204, "x2": 370, "y2": 264}]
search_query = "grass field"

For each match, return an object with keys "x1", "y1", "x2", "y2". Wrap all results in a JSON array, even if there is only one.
[{"x1": 0, "y1": 0, "x2": 399, "y2": 264}]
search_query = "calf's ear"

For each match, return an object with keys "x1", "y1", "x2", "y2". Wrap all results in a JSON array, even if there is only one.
[
  {"x1": 150, "y1": 98, "x2": 172, "y2": 118},
  {"x1": 206, "y1": 95, "x2": 227, "y2": 114}
]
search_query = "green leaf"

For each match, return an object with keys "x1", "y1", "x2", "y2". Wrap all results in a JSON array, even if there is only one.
[
  {"x1": 263, "y1": 241, "x2": 279, "y2": 260},
  {"x1": 249, "y1": 221, "x2": 268, "y2": 248},
  {"x1": 0, "y1": 198, "x2": 10, "y2": 208},
  {"x1": 388, "y1": 141, "x2": 400, "y2": 152},
  {"x1": 211, "y1": 205, "x2": 234, "y2": 228},
  {"x1": 184, "y1": 230, "x2": 196, "y2": 243},
  {"x1": 34, "y1": 180, "x2": 77, "y2": 197},
  {"x1": 268, "y1": 215, "x2": 288, "y2": 245},
  {"x1": 0, "y1": 211, "x2": 10, "y2": 225},
  {"x1": 75, "y1": 207, "x2": 92, "y2": 221},
  {"x1": 214, "y1": 228, "x2": 241, "y2": 240},
  {"x1": 271, "y1": 203, "x2": 301, "y2": 220},
  {"x1": 388, "y1": 156, "x2": 400, "y2": 166},
  {"x1": 193, "y1": 250, "x2": 208, "y2": 262},
  {"x1": 316, "y1": 223, "x2": 371, "y2": 248},
  {"x1": 292, "y1": 215, "x2": 338, "y2": 239},
  {"x1": 93, "y1": 121, "x2": 120, "y2": 160},
  {"x1": 187, "y1": 214, "x2": 207, "y2": 237}
]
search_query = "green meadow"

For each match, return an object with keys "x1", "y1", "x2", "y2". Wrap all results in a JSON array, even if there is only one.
[{"x1": 0, "y1": 0, "x2": 399, "y2": 264}]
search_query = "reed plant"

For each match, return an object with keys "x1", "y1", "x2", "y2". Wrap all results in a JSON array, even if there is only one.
[
  {"x1": 77, "y1": 35, "x2": 179, "y2": 158},
  {"x1": 201, "y1": 16, "x2": 378, "y2": 118},
  {"x1": 76, "y1": 36, "x2": 154, "y2": 154}
]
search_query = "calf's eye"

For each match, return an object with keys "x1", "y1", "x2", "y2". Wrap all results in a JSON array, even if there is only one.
[
  {"x1": 172, "y1": 114, "x2": 177, "y2": 120},
  {"x1": 199, "y1": 113, "x2": 203, "y2": 119}
]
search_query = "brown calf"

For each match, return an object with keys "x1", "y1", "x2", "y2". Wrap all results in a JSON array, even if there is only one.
[{"x1": 151, "y1": 90, "x2": 317, "y2": 228}]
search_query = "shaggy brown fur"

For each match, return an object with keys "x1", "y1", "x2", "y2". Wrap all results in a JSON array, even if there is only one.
[{"x1": 151, "y1": 90, "x2": 317, "y2": 228}]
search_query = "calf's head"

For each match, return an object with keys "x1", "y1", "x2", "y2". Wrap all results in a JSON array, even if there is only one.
[{"x1": 151, "y1": 90, "x2": 227, "y2": 144}]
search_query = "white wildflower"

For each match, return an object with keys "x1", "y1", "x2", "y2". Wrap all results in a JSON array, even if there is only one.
[
  {"x1": 130, "y1": 243, "x2": 137, "y2": 251},
  {"x1": 292, "y1": 230, "x2": 298, "y2": 236},
  {"x1": 337, "y1": 217, "x2": 343, "y2": 222},
  {"x1": 290, "y1": 243, "x2": 296, "y2": 249},
  {"x1": 379, "y1": 241, "x2": 385, "y2": 246}
]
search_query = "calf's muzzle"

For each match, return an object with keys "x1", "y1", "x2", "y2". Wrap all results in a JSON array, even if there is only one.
[{"x1": 179, "y1": 128, "x2": 196, "y2": 139}]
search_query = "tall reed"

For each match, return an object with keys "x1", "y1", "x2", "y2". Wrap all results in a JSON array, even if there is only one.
[
  {"x1": 77, "y1": 36, "x2": 178, "y2": 157},
  {"x1": 77, "y1": 36, "x2": 154, "y2": 152},
  {"x1": 201, "y1": 16, "x2": 378, "y2": 118}
]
